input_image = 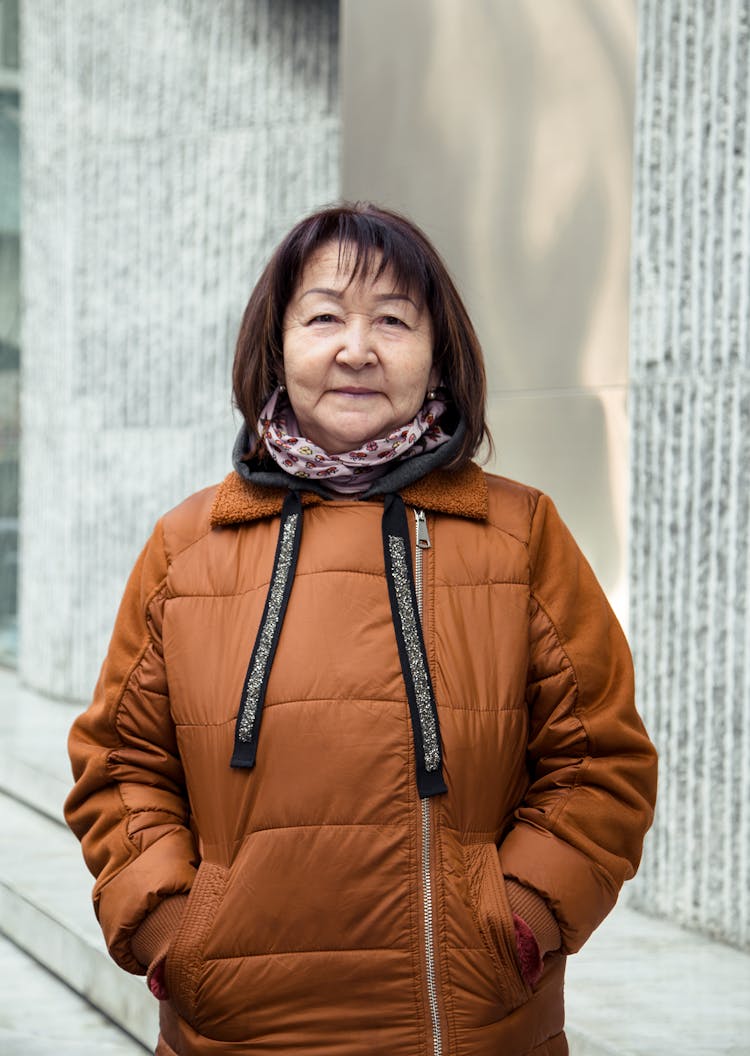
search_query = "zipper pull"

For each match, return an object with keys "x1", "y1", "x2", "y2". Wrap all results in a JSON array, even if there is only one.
[{"x1": 415, "y1": 508, "x2": 431, "y2": 549}]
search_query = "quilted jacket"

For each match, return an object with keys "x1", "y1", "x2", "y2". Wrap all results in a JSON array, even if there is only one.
[{"x1": 65, "y1": 458, "x2": 657, "y2": 1056}]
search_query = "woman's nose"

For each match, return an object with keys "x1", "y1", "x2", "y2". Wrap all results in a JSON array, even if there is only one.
[{"x1": 335, "y1": 318, "x2": 377, "y2": 368}]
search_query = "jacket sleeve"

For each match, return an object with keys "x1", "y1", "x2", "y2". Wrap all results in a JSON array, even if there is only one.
[
  {"x1": 499, "y1": 492, "x2": 658, "y2": 954},
  {"x1": 64, "y1": 519, "x2": 198, "y2": 974}
]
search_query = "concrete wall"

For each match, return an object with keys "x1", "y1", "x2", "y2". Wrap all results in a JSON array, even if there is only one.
[
  {"x1": 0, "y1": 86, "x2": 19, "y2": 651},
  {"x1": 342, "y1": 0, "x2": 636, "y2": 620},
  {"x1": 19, "y1": 0, "x2": 339, "y2": 700},
  {"x1": 628, "y1": 0, "x2": 750, "y2": 949}
]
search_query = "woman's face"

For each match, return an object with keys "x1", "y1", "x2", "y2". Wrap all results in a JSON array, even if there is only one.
[{"x1": 281, "y1": 242, "x2": 439, "y2": 454}]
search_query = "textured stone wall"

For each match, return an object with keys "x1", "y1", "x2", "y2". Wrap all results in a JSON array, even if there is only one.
[
  {"x1": 629, "y1": 1, "x2": 750, "y2": 949},
  {"x1": 19, "y1": 0, "x2": 339, "y2": 699}
]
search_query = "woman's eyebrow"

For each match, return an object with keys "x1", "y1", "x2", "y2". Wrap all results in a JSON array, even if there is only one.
[
  {"x1": 299, "y1": 286, "x2": 345, "y2": 299},
  {"x1": 299, "y1": 287, "x2": 416, "y2": 307}
]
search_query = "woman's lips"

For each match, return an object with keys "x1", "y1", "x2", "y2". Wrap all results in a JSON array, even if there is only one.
[{"x1": 332, "y1": 387, "x2": 379, "y2": 396}]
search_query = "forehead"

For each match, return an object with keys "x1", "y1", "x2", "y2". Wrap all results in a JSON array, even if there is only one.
[{"x1": 294, "y1": 241, "x2": 411, "y2": 298}]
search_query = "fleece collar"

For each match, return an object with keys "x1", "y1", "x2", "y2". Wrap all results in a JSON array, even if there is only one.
[{"x1": 209, "y1": 461, "x2": 489, "y2": 527}]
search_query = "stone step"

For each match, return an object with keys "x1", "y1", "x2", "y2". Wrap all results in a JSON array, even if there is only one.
[
  {"x1": 0, "y1": 933, "x2": 147, "y2": 1055},
  {"x1": 0, "y1": 789, "x2": 159, "y2": 1052},
  {"x1": 0, "y1": 744, "x2": 69, "y2": 825},
  {"x1": 0, "y1": 665, "x2": 78, "y2": 826}
]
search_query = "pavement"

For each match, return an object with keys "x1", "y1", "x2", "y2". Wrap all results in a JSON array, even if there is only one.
[{"x1": 1, "y1": 665, "x2": 749, "y2": 1056}]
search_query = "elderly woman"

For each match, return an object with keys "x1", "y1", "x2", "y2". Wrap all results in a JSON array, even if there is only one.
[{"x1": 66, "y1": 203, "x2": 657, "y2": 1056}]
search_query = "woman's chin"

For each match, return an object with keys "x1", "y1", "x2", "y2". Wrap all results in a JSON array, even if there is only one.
[
  {"x1": 308, "y1": 420, "x2": 388, "y2": 454},
  {"x1": 323, "y1": 435, "x2": 376, "y2": 455}
]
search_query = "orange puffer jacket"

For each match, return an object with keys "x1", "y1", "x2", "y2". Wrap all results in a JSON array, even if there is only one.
[{"x1": 66, "y1": 462, "x2": 657, "y2": 1056}]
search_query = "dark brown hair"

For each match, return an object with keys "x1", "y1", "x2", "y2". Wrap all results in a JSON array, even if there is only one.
[{"x1": 232, "y1": 202, "x2": 491, "y2": 467}]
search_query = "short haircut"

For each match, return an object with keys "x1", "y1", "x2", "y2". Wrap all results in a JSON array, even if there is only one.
[{"x1": 232, "y1": 202, "x2": 491, "y2": 468}]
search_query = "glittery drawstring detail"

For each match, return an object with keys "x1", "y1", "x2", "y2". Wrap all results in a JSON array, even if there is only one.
[
  {"x1": 231, "y1": 491, "x2": 303, "y2": 768},
  {"x1": 382, "y1": 494, "x2": 447, "y2": 798},
  {"x1": 231, "y1": 488, "x2": 446, "y2": 796},
  {"x1": 387, "y1": 535, "x2": 442, "y2": 772}
]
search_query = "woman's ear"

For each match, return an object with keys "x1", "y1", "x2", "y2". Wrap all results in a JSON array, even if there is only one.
[{"x1": 428, "y1": 364, "x2": 441, "y2": 391}]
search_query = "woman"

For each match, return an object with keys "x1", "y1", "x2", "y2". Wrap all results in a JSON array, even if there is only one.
[{"x1": 66, "y1": 202, "x2": 657, "y2": 1056}]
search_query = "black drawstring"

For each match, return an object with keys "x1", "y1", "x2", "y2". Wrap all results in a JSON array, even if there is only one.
[
  {"x1": 382, "y1": 494, "x2": 447, "y2": 798},
  {"x1": 230, "y1": 489, "x2": 447, "y2": 797},
  {"x1": 231, "y1": 491, "x2": 303, "y2": 768}
]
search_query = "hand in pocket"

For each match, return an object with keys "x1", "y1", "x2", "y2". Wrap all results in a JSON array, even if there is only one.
[{"x1": 149, "y1": 956, "x2": 169, "y2": 1001}]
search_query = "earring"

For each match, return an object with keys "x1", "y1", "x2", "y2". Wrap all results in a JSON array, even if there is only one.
[
  {"x1": 427, "y1": 389, "x2": 437, "y2": 400},
  {"x1": 278, "y1": 383, "x2": 286, "y2": 392}
]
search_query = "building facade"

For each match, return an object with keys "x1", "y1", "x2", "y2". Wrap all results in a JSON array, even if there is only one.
[
  {"x1": 628, "y1": 0, "x2": 750, "y2": 950},
  {"x1": 0, "y1": 0, "x2": 19, "y2": 665},
  {"x1": 17, "y1": 0, "x2": 339, "y2": 700}
]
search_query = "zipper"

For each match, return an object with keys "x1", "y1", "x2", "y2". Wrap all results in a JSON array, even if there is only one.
[
  {"x1": 415, "y1": 509, "x2": 431, "y2": 609},
  {"x1": 421, "y1": 797, "x2": 442, "y2": 1056},
  {"x1": 414, "y1": 508, "x2": 443, "y2": 1056}
]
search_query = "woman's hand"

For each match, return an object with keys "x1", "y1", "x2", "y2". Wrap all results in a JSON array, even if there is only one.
[
  {"x1": 148, "y1": 957, "x2": 169, "y2": 1001},
  {"x1": 512, "y1": 914, "x2": 544, "y2": 988}
]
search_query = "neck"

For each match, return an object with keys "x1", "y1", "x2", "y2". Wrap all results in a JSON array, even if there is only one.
[{"x1": 254, "y1": 387, "x2": 451, "y2": 496}]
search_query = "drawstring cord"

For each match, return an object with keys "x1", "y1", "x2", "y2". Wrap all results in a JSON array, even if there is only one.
[
  {"x1": 382, "y1": 494, "x2": 447, "y2": 798},
  {"x1": 230, "y1": 491, "x2": 446, "y2": 797},
  {"x1": 231, "y1": 490, "x2": 303, "y2": 768}
]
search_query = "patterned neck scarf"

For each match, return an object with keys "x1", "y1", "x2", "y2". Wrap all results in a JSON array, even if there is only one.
[{"x1": 257, "y1": 386, "x2": 450, "y2": 495}]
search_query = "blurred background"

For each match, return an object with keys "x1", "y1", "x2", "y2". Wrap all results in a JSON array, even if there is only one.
[
  {"x1": 0, "y1": 1, "x2": 748, "y2": 1054},
  {"x1": 0, "y1": 0, "x2": 634, "y2": 679},
  {"x1": 343, "y1": 0, "x2": 635, "y2": 621},
  {"x1": 0, "y1": 0, "x2": 18, "y2": 666}
]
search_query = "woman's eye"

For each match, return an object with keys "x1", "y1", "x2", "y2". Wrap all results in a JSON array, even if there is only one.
[
  {"x1": 382, "y1": 315, "x2": 407, "y2": 327},
  {"x1": 309, "y1": 313, "x2": 337, "y2": 324}
]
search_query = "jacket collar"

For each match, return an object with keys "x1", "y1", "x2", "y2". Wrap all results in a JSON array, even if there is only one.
[{"x1": 209, "y1": 461, "x2": 488, "y2": 526}]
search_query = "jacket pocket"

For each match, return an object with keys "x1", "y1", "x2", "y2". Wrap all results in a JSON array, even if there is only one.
[
  {"x1": 463, "y1": 843, "x2": 530, "y2": 1012},
  {"x1": 164, "y1": 860, "x2": 228, "y2": 1026}
]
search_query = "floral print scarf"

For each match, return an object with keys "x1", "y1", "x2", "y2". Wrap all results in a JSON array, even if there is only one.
[{"x1": 257, "y1": 386, "x2": 450, "y2": 495}]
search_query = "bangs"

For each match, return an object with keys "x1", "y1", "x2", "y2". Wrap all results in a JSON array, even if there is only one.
[{"x1": 285, "y1": 207, "x2": 432, "y2": 304}]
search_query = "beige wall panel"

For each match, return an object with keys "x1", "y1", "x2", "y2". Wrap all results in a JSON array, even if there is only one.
[
  {"x1": 342, "y1": 0, "x2": 635, "y2": 598},
  {"x1": 487, "y1": 386, "x2": 628, "y2": 616}
]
